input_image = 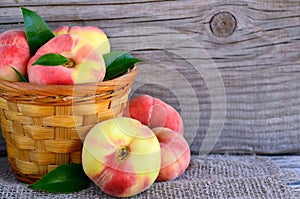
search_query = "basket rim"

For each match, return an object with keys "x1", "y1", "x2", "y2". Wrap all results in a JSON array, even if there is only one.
[
  {"x1": 0, "y1": 67, "x2": 137, "y2": 92},
  {"x1": 0, "y1": 67, "x2": 138, "y2": 105}
]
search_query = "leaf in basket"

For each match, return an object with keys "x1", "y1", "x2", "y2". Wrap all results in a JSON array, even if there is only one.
[
  {"x1": 28, "y1": 164, "x2": 91, "y2": 193},
  {"x1": 33, "y1": 53, "x2": 69, "y2": 66},
  {"x1": 21, "y1": 7, "x2": 55, "y2": 56},
  {"x1": 9, "y1": 66, "x2": 28, "y2": 82},
  {"x1": 103, "y1": 51, "x2": 142, "y2": 81}
]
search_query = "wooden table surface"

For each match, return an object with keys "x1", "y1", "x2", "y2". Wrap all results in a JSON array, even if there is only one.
[{"x1": 270, "y1": 155, "x2": 300, "y2": 195}]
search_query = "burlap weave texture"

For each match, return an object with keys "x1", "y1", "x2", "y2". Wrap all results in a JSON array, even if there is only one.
[{"x1": 0, "y1": 155, "x2": 298, "y2": 199}]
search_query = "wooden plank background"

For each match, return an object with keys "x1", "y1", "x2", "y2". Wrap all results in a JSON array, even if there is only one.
[{"x1": 0, "y1": 0, "x2": 300, "y2": 154}]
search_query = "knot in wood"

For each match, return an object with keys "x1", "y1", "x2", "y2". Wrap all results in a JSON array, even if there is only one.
[{"x1": 210, "y1": 12, "x2": 236, "y2": 37}]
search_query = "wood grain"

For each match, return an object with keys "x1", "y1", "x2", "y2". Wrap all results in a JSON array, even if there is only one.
[
  {"x1": 270, "y1": 155, "x2": 300, "y2": 195},
  {"x1": 0, "y1": 0, "x2": 300, "y2": 154}
]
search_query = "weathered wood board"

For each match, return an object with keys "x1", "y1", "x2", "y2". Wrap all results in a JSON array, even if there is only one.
[
  {"x1": 270, "y1": 155, "x2": 300, "y2": 195},
  {"x1": 0, "y1": 0, "x2": 300, "y2": 154}
]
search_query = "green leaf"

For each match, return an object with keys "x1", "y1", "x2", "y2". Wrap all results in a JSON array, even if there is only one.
[
  {"x1": 28, "y1": 164, "x2": 91, "y2": 193},
  {"x1": 33, "y1": 53, "x2": 69, "y2": 66},
  {"x1": 21, "y1": 7, "x2": 55, "y2": 56},
  {"x1": 9, "y1": 66, "x2": 28, "y2": 82},
  {"x1": 103, "y1": 52, "x2": 142, "y2": 81}
]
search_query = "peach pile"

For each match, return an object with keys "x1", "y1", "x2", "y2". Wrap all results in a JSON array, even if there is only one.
[
  {"x1": 81, "y1": 95, "x2": 190, "y2": 197},
  {"x1": 0, "y1": 25, "x2": 109, "y2": 84}
]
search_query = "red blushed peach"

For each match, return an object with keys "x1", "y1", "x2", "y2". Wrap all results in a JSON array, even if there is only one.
[
  {"x1": 82, "y1": 117, "x2": 161, "y2": 198},
  {"x1": 124, "y1": 94, "x2": 184, "y2": 134},
  {"x1": 152, "y1": 127, "x2": 190, "y2": 182},
  {"x1": 27, "y1": 34, "x2": 105, "y2": 85},
  {"x1": 0, "y1": 29, "x2": 30, "y2": 81},
  {"x1": 0, "y1": 29, "x2": 29, "y2": 48},
  {"x1": 53, "y1": 26, "x2": 110, "y2": 55}
]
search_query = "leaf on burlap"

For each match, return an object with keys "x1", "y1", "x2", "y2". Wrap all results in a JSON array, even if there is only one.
[{"x1": 28, "y1": 164, "x2": 91, "y2": 193}]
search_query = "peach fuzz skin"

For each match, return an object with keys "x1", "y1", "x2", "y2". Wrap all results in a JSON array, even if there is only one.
[
  {"x1": 0, "y1": 29, "x2": 30, "y2": 81},
  {"x1": 124, "y1": 94, "x2": 184, "y2": 134},
  {"x1": 82, "y1": 117, "x2": 161, "y2": 198},
  {"x1": 27, "y1": 34, "x2": 105, "y2": 85},
  {"x1": 53, "y1": 26, "x2": 110, "y2": 55},
  {"x1": 152, "y1": 127, "x2": 191, "y2": 182}
]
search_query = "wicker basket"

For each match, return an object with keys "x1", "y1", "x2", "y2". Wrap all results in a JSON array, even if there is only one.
[{"x1": 0, "y1": 68, "x2": 138, "y2": 184}]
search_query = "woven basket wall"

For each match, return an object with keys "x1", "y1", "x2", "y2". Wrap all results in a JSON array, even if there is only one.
[{"x1": 0, "y1": 69, "x2": 138, "y2": 184}]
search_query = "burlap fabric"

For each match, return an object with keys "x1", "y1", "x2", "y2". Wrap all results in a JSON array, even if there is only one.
[{"x1": 0, "y1": 155, "x2": 298, "y2": 199}]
